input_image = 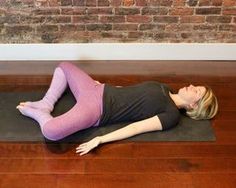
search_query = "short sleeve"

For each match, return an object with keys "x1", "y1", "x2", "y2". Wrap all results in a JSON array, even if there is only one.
[{"x1": 157, "y1": 111, "x2": 180, "y2": 130}]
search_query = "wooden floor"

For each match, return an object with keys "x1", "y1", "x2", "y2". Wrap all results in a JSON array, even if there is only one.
[{"x1": 0, "y1": 61, "x2": 236, "y2": 188}]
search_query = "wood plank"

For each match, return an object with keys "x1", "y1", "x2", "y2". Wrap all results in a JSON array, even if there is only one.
[
  {"x1": 0, "y1": 173, "x2": 236, "y2": 188},
  {"x1": 0, "y1": 173, "x2": 235, "y2": 188},
  {"x1": 1, "y1": 143, "x2": 236, "y2": 159},
  {"x1": 0, "y1": 158, "x2": 236, "y2": 174},
  {"x1": 215, "y1": 111, "x2": 236, "y2": 121}
]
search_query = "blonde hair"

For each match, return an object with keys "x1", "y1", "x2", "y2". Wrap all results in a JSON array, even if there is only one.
[{"x1": 186, "y1": 86, "x2": 218, "y2": 120}]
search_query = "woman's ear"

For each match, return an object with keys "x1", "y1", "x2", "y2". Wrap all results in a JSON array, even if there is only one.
[{"x1": 189, "y1": 102, "x2": 198, "y2": 110}]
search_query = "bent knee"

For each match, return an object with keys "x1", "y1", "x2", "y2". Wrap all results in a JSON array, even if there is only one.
[
  {"x1": 58, "y1": 61, "x2": 72, "y2": 70},
  {"x1": 41, "y1": 124, "x2": 63, "y2": 141}
]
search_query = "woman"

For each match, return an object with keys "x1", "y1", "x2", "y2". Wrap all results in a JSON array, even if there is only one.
[{"x1": 16, "y1": 62, "x2": 218, "y2": 156}]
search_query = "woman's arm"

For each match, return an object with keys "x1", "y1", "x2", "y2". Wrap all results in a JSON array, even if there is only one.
[{"x1": 76, "y1": 116, "x2": 163, "y2": 155}]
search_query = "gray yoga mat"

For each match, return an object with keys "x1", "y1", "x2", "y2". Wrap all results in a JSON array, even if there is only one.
[{"x1": 0, "y1": 90, "x2": 216, "y2": 143}]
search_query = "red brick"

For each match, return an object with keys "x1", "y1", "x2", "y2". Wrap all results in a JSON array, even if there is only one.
[
  {"x1": 20, "y1": 15, "x2": 46, "y2": 24},
  {"x1": 100, "y1": 16, "x2": 125, "y2": 23},
  {"x1": 139, "y1": 24, "x2": 165, "y2": 31},
  {"x1": 219, "y1": 24, "x2": 236, "y2": 32},
  {"x1": 136, "y1": 0, "x2": 148, "y2": 6},
  {"x1": 205, "y1": 32, "x2": 232, "y2": 42},
  {"x1": 101, "y1": 31, "x2": 124, "y2": 38},
  {"x1": 223, "y1": 0, "x2": 236, "y2": 6},
  {"x1": 206, "y1": 16, "x2": 232, "y2": 23},
  {"x1": 127, "y1": 15, "x2": 152, "y2": 23},
  {"x1": 35, "y1": 0, "x2": 48, "y2": 7},
  {"x1": 173, "y1": 0, "x2": 185, "y2": 6},
  {"x1": 10, "y1": 0, "x2": 34, "y2": 7},
  {"x1": 153, "y1": 16, "x2": 179, "y2": 23},
  {"x1": 63, "y1": 31, "x2": 100, "y2": 42},
  {"x1": 0, "y1": 8, "x2": 7, "y2": 15},
  {"x1": 180, "y1": 16, "x2": 205, "y2": 23},
  {"x1": 180, "y1": 33, "x2": 192, "y2": 39},
  {"x1": 61, "y1": 0, "x2": 72, "y2": 6},
  {"x1": 48, "y1": 0, "x2": 60, "y2": 7},
  {"x1": 196, "y1": 8, "x2": 221, "y2": 15},
  {"x1": 113, "y1": 24, "x2": 138, "y2": 30},
  {"x1": 193, "y1": 24, "x2": 218, "y2": 31},
  {"x1": 36, "y1": 25, "x2": 59, "y2": 32},
  {"x1": 41, "y1": 32, "x2": 60, "y2": 43},
  {"x1": 0, "y1": 0, "x2": 9, "y2": 7},
  {"x1": 73, "y1": 0, "x2": 86, "y2": 6},
  {"x1": 149, "y1": 0, "x2": 173, "y2": 6},
  {"x1": 72, "y1": 15, "x2": 98, "y2": 23},
  {"x1": 86, "y1": 0, "x2": 96, "y2": 6},
  {"x1": 1, "y1": 15, "x2": 20, "y2": 24},
  {"x1": 110, "y1": 0, "x2": 122, "y2": 6},
  {"x1": 223, "y1": 8, "x2": 236, "y2": 15},
  {"x1": 159, "y1": 0, "x2": 173, "y2": 7},
  {"x1": 123, "y1": 0, "x2": 135, "y2": 6},
  {"x1": 199, "y1": 0, "x2": 211, "y2": 6},
  {"x1": 115, "y1": 8, "x2": 140, "y2": 15},
  {"x1": 223, "y1": 35, "x2": 236, "y2": 42},
  {"x1": 169, "y1": 8, "x2": 194, "y2": 15},
  {"x1": 60, "y1": 24, "x2": 85, "y2": 32},
  {"x1": 86, "y1": 24, "x2": 112, "y2": 31},
  {"x1": 44, "y1": 16, "x2": 71, "y2": 24},
  {"x1": 139, "y1": 24, "x2": 156, "y2": 30},
  {"x1": 5, "y1": 25, "x2": 34, "y2": 34},
  {"x1": 21, "y1": 0, "x2": 34, "y2": 5},
  {"x1": 98, "y1": 0, "x2": 110, "y2": 6},
  {"x1": 142, "y1": 7, "x2": 168, "y2": 15},
  {"x1": 87, "y1": 8, "x2": 113, "y2": 14},
  {"x1": 33, "y1": 8, "x2": 60, "y2": 15},
  {"x1": 154, "y1": 32, "x2": 177, "y2": 40},
  {"x1": 61, "y1": 8, "x2": 86, "y2": 15},
  {"x1": 211, "y1": 0, "x2": 223, "y2": 6},
  {"x1": 165, "y1": 24, "x2": 193, "y2": 32},
  {"x1": 187, "y1": 0, "x2": 198, "y2": 6},
  {"x1": 199, "y1": 0, "x2": 223, "y2": 6},
  {"x1": 128, "y1": 31, "x2": 143, "y2": 38}
]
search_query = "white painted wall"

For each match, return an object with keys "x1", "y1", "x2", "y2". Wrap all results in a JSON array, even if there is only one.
[{"x1": 0, "y1": 43, "x2": 235, "y2": 60}]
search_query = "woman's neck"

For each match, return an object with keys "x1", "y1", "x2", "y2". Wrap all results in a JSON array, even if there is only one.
[{"x1": 169, "y1": 92, "x2": 186, "y2": 109}]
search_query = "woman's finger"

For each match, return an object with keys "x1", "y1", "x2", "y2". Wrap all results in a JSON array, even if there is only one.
[
  {"x1": 76, "y1": 150, "x2": 83, "y2": 154},
  {"x1": 80, "y1": 150, "x2": 89, "y2": 156},
  {"x1": 77, "y1": 146, "x2": 88, "y2": 151},
  {"x1": 76, "y1": 145, "x2": 87, "y2": 150},
  {"x1": 76, "y1": 146, "x2": 87, "y2": 151},
  {"x1": 76, "y1": 145, "x2": 85, "y2": 149},
  {"x1": 76, "y1": 148, "x2": 84, "y2": 152}
]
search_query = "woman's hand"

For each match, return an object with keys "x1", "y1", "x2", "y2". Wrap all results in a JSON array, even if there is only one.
[{"x1": 76, "y1": 137, "x2": 101, "y2": 156}]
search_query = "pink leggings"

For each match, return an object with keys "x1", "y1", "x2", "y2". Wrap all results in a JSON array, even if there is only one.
[{"x1": 42, "y1": 62, "x2": 104, "y2": 141}]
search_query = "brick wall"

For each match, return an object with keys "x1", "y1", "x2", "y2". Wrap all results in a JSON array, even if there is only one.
[{"x1": 0, "y1": 0, "x2": 235, "y2": 43}]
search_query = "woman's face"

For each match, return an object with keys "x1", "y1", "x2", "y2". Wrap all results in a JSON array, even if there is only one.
[{"x1": 178, "y1": 85, "x2": 206, "y2": 109}]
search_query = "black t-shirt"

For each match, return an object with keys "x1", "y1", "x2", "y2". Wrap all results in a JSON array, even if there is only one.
[{"x1": 99, "y1": 81, "x2": 180, "y2": 130}]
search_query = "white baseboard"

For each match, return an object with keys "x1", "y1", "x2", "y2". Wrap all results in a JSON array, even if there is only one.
[{"x1": 0, "y1": 43, "x2": 235, "y2": 61}]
